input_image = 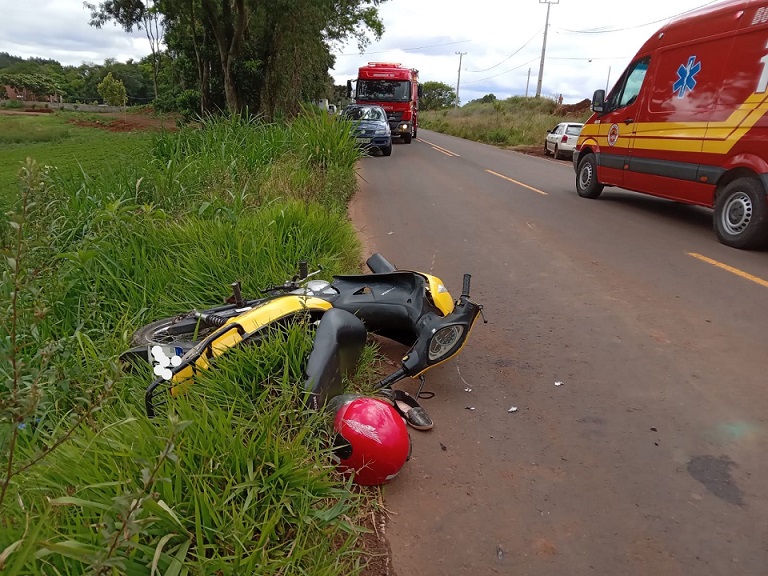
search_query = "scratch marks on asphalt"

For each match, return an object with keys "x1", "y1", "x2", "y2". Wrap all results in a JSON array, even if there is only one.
[
  {"x1": 687, "y1": 252, "x2": 768, "y2": 289},
  {"x1": 416, "y1": 137, "x2": 460, "y2": 157},
  {"x1": 486, "y1": 169, "x2": 548, "y2": 196}
]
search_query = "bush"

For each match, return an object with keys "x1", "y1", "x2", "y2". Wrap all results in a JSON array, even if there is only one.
[
  {"x1": 421, "y1": 95, "x2": 591, "y2": 147},
  {"x1": 0, "y1": 100, "x2": 23, "y2": 109},
  {"x1": 175, "y1": 89, "x2": 201, "y2": 121}
]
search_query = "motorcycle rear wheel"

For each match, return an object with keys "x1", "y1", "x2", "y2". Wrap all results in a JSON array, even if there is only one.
[{"x1": 131, "y1": 315, "x2": 214, "y2": 349}]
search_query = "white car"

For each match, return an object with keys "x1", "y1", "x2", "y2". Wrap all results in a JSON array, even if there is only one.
[{"x1": 545, "y1": 122, "x2": 584, "y2": 160}]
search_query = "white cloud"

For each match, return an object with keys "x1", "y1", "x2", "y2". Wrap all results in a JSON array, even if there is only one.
[
  {"x1": 331, "y1": 0, "x2": 718, "y2": 104},
  {"x1": 0, "y1": 0, "x2": 150, "y2": 66},
  {"x1": 0, "y1": 0, "x2": 717, "y2": 103}
]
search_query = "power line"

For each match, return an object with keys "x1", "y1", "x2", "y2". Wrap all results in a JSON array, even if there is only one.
[
  {"x1": 559, "y1": 0, "x2": 719, "y2": 34},
  {"x1": 335, "y1": 39, "x2": 471, "y2": 57},
  {"x1": 465, "y1": 29, "x2": 541, "y2": 73},
  {"x1": 463, "y1": 56, "x2": 540, "y2": 85}
]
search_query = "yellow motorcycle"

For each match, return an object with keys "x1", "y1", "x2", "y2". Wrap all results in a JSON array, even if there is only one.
[{"x1": 123, "y1": 254, "x2": 484, "y2": 417}]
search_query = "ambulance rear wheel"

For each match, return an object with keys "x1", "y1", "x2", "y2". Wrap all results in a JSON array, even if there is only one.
[
  {"x1": 576, "y1": 153, "x2": 604, "y2": 199},
  {"x1": 714, "y1": 177, "x2": 768, "y2": 249}
]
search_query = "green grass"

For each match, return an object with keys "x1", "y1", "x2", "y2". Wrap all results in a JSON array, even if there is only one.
[
  {"x1": 0, "y1": 116, "x2": 71, "y2": 145},
  {"x1": 4, "y1": 338, "x2": 368, "y2": 576},
  {"x1": 0, "y1": 113, "x2": 150, "y2": 210},
  {"x1": 0, "y1": 111, "x2": 377, "y2": 574},
  {"x1": 421, "y1": 95, "x2": 593, "y2": 147}
]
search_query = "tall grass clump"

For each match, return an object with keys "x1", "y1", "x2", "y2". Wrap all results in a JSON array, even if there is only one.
[
  {"x1": 421, "y1": 95, "x2": 592, "y2": 147},
  {"x1": 1, "y1": 111, "x2": 379, "y2": 573},
  {"x1": 2, "y1": 330, "x2": 369, "y2": 575},
  {"x1": 146, "y1": 109, "x2": 360, "y2": 214}
]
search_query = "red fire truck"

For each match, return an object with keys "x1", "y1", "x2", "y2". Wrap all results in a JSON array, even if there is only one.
[{"x1": 347, "y1": 62, "x2": 422, "y2": 144}]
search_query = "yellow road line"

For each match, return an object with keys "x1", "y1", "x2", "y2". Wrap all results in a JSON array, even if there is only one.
[
  {"x1": 687, "y1": 252, "x2": 768, "y2": 289},
  {"x1": 486, "y1": 169, "x2": 548, "y2": 196},
  {"x1": 432, "y1": 147, "x2": 455, "y2": 157},
  {"x1": 417, "y1": 137, "x2": 460, "y2": 157}
]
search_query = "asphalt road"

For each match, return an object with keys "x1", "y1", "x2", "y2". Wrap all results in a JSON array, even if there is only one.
[{"x1": 349, "y1": 130, "x2": 768, "y2": 576}]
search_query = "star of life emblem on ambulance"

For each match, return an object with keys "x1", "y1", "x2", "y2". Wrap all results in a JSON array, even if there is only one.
[{"x1": 673, "y1": 56, "x2": 701, "y2": 99}]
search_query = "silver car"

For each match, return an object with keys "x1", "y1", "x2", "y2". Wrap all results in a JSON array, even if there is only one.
[{"x1": 545, "y1": 122, "x2": 583, "y2": 160}]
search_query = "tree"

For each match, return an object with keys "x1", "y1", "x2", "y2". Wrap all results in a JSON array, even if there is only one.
[
  {"x1": 420, "y1": 81, "x2": 457, "y2": 111},
  {"x1": 86, "y1": 0, "x2": 165, "y2": 99},
  {"x1": 97, "y1": 72, "x2": 128, "y2": 106},
  {"x1": 470, "y1": 93, "x2": 497, "y2": 105},
  {"x1": 85, "y1": 0, "x2": 387, "y2": 115},
  {"x1": 0, "y1": 72, "x2": 63, "y2": 101}
]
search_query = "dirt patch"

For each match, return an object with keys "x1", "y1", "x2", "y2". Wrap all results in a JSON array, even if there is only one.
[
  {"x1": 0, "y1": 108, "x2": 55, "y2": 115},
  {"x1": 68, "y1": 111, "x2": 178, "y2": 133},
  {"x1": 511, "y1": 144, "x2": 549, "y2": 159},
  {"x1": 359, "y1": 510, "x2": 397, "y2": 576},
  {"x1": 555, "y1": 98, "x2": 592, "y2": 117}
]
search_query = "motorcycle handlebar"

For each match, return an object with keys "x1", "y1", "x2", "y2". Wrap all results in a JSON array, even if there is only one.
[
  {"x1": 374, "y1": 367, "x2": 407, "y2": 390},
  {"x1": 262, "y1": 264, "x2": 324, "y2": 294},
  {"x1": 461, "y1": 274, "x2": 471, "y2": 299}
]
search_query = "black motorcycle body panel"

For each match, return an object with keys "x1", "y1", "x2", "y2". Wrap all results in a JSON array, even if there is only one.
[
  {"x1": 304, "y1": 309, "x2": 367, "y2": 410},
  {"x1": 330, "y1": 272, "x2": 440, "y2": 345}
]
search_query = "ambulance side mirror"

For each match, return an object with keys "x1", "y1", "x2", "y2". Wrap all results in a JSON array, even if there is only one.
[
  {"x1": 417, "y1": 85, "x2": 423, "y2": 98},
  {"x1": 592, "y1": 89, "x2": 606, "y2": 113},
  {"x1": 346, "y1": 80, "x2": 352, "y2": 98}
]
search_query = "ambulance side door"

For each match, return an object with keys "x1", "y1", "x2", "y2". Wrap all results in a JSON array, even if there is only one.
[
  {"x1": 595, "y1": 57, "x2": 650, "y2": 187},
  {"x1": 626, "y1": 33, "x2": 736, "y2": 203}
]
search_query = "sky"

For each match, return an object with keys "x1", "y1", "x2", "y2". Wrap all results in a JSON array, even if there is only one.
[{"x1": 0, "y1": 0, "x2": 720, "y2": 104}]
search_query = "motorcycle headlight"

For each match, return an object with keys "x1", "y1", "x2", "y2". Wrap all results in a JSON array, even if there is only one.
[{"x1": 428, "y1": 325, "x2": 465, "y2": 361}]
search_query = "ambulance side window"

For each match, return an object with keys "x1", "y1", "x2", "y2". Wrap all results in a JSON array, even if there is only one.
[{"x1": 606, "y1": 57, "x2": 650, "y2": 112}]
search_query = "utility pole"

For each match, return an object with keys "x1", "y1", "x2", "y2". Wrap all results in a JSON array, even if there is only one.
[
  {"x1": 605, "y1": 65, "x2": 612, "y2": 92},
  {"x1": 536, "y1": 0, "x2": 559, "y2": 98},
  {"x1": 526, "y1": 68, "x2": 531, "y2": 97},
  {"x1": 455, "y1": 51, "x2": 467, "y2": 107}
]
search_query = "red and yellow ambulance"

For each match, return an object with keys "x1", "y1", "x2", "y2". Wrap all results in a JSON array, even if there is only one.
[{"x1": 574, "y1": 0, "x2": 768, "y2": 249}]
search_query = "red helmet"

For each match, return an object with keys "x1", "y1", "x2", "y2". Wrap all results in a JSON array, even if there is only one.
[{"x1": 332, "y1": 396, "x2": 410, "y2": 486}]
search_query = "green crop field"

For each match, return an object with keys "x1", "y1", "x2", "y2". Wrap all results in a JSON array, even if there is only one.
[{"x1": 0, "y1": 113, "x2": 151, "y2": 210}]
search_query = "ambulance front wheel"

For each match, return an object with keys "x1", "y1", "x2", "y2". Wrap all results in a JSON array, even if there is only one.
[
  {"x1": 714, "y1": 177, "x2": 768, "y2": 249},
  {"x1": 576, "y1": 154, "x2": 604, "y2": 199}
]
